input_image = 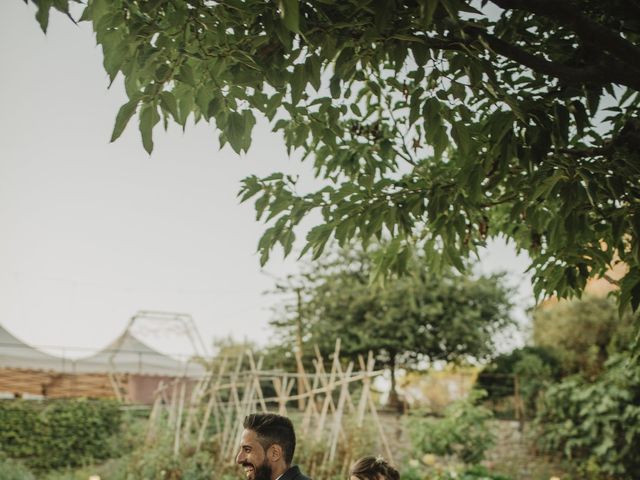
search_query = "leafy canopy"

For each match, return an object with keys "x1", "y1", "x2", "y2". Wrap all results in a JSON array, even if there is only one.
[{"x1": 32, "y1": 0, "x2": 640, "y2": 311}]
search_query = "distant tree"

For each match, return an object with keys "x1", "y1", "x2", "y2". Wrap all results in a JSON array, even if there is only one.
[
  {"x1": 476, "y1": 345, "x2": 562, "y2": 417},
  {"x1": 476, "y1": 346, "x2": 562, "y2": 396},
  {"x1": 29, "y1": 0, "x2": 640, "y2": 312},
  {"x1": 270, "y1": 247, "x2": 514, "y2": 402},
  {"x1": 533, "y1": 295, "x2": 636, "y2": 378}
]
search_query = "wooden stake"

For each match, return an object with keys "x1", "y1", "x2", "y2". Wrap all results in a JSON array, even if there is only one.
[
  {"x1": 173, "y1": 380, "x2": 187, "y2": 457},
  {"x1": 329, "y1": 361, "x2": 353, "y2": 462},
  {"x1": 367, "y1": 391, "x2": 393, "y2": 463},
  {"x1": 196, "y1": 357, "x2": 228, "y2": 452}
]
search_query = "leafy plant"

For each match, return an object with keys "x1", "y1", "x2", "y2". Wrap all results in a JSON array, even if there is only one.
[
  {"x1": 0, "y1": 398, "x2": 122, "y2": 471},
  {"x1": 535, "y1": 354, "x2": 640, "y2": 479},
  {"x1": 476, "y1": 346, "x2": 562, "y2": 410},
  {"x1": 402, "y1": 464, "x2": 512, "y2": 480},
  {"x1": 407, "y1": 390, "x2": 495, "y2": 464},
  {"x1": 0, "y1": 455, "x2": 36, "y2": 480},
  {"x1": 533, "y1": 296, "x2": 637, "y2": 378}
]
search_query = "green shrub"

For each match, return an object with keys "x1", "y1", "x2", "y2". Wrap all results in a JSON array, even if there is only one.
[
  {"x1": 0, "y1": 455, "x2": 36, "y2": 480},
  {"x1": 535, "y1": 354, "x2": 640, "y2": 479},
  {"x1": 406, "y1": 390, "x2": 495, "y2": 464},
  {"x1": 476, "y1": 346, "x2": 562, "y2": 417},
  {"x1": 512, "y1": 352, "x2": 555, "y2": 415},
  {"x1": 532, "y1": 296, "x2": 636, "y2": 378},
  {"x1": 439, "y1": 465, "x2": 512, "y2": 480},
  {"x1": 0, "y1": 398, "x2": 122, "y2": 471},
  {"x1": 401, "y1": 464, "x2": 512, "y2": 480}
]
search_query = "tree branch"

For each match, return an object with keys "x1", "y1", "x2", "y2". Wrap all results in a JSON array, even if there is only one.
[
  {"x1": 415, "y1": 31, "x2": 640, "y2": 91},
  {"x1": 490, "y1": 0, "x2": 640, "y2": 68},
  {"x1": 472, "y1": 30, "x2": 640, "y2": 91},
  {"x1": 602, "y1": 273, "x2": 621, "y2": 287}
]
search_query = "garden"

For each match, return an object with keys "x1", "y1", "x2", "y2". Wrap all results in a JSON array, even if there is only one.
[
  {"x1": 1, "y1": 293, "x2": 638, "y2": 480},
  {"x1": 2, "y1": 1, "x2": 640, "y2": 479}
]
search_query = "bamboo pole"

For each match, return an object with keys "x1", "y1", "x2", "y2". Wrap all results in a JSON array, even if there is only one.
[
  {"x1": 315, "y1": 339, "x2": 341, "y2": 439},
  {"x1": 173, "y1": 380, "x2": 187, "y2": 457},
  {"x1": 168, "y1": 379, "x2": 179, "y2": 428},
  {"x1": 196, "y1": 357, "x2": 228, "y2": 452},
  {"x1": 329, "y1": 361, "x2": 353, "y2": 462},
  {"x1": 145, "y1": 381, "x2": 166, "y2": 444},
  {"x1": 220, "y1": 354, "x2": 244, "y2": 459},
  {"x1": 247, "y1": 351, "x2": 268, "y2": 413},
  {"x1": 357, "y1": 352, "x2": 375, "y2": 426},
  {"x1": 183, "y1": 372, "x2": 211, "y2": 444},
  {"x1": 367, "y1": 391, "x2": 393, "y2": 463}
]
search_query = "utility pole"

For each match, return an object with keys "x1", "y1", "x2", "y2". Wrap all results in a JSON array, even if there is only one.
[{"x1": 295, "y1": 287, "x2": 306, "y2": 411}]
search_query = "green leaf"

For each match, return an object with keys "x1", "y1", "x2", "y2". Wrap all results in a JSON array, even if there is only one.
[
  {"x1": 159, "y1": 91, "x2": 179, "y2": 121},
  {"x1": 419, "y1": 0, "x2": 439, "y2": 26},
  {"x1": 52, "y1": 0, "x2": 69, "y2": 15},
  {"x1": 619, "y1": 267, "x2": 640, "y2": 315},
  {"x1": 35, "y1": 0, "x2": 52, "y2": 33},
  {"x1": 278, "y1": 0, "x2": 300, "y2": 33},
  {"x1": 532, "y1": 172, "x2": 566, "y2": 200},
  {"x1": 138, "y1": 103, "x2": 161, "y2": 154},
  {"x1": 290, "y1": 64, "x2": 306, "y2": 106},
  {"x1": 570, "y1": 100, "x2": 589, "y2": 136},
  {"x1": 226, "y1": 111, "x2": 246, "y2": 154},
  {"x1": 110, "y1": 98, "x2": 140, "y2": 142},
  {"x1": 177, "y1": 64, "x2": 196, "y2": 87},
  {"x1": 241, "y1": 110, "x2": 256, "y2": 152},
  {"x1": 451, "y1": 122, "x2": 471, "y2": 156}
]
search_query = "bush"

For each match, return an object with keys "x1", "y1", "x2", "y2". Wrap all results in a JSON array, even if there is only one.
[
  {"x1": 406, "y1": 390, "x2": 495, "y2": 464},
  {"x1": 0, "y1": 455, "x2": 36, "y2": 480},
  {"x1": 533, "y1": 296, "x2": 636, "y2": 378},
  {"x1": 401, "y1": 464, "x2": 512, "y2": 480},
  {"x1": 535, "y1": 354, "x2": 640, "y2": 479},
  {"x1": 0, "y1": 398, "x2": 122, "y2": 471},
  {"x1": 476, "y1": 346, "x2": 562, "y2": 417}
]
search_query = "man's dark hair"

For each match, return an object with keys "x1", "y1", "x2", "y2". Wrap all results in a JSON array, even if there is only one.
[{"x1": 243, "y1": 413, "x2": 296, "y2": 465}]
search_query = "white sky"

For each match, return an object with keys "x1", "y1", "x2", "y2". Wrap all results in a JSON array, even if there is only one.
[{"x1": 0, "y1": 1, "x2": 533, "y2": 359}]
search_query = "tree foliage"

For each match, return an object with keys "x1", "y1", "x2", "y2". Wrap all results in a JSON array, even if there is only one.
[
  {"x1": 31, "y1": 0, "x2": 640, "y2": 311},
  {"x1": 269, "y1": 247, "x2": 513, "y2": 396},
  {"x1": 533, "y1": 295, "x2": 637, "y2": 377},
  {"x1": 535, "y1": 354, "x2": 640, "y2": 479},
  {"x1": 475, "y1": 345, "x2": 562, "y2": 409}
]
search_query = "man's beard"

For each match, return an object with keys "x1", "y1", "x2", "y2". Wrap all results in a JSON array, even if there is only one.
[
  {"x1": 253, "y1": 460, "x2": 272, "y2": 480},
  {"x1": 241, "y1": 459, "x2": 272, "y2": 480}
]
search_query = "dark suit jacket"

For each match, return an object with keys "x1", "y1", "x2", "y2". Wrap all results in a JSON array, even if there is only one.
[{"x1": 279, "y1": 465, "x2": 312, "y2": 480}]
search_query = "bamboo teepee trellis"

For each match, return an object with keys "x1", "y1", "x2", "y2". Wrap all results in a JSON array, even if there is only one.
[{"x1": 145, "y1": 339, "x2": 392, "y2": 466}]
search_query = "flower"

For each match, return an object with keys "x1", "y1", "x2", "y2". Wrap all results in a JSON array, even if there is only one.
[{"x1": 421, "y1": 454, "x2": 437, "y2": 466}]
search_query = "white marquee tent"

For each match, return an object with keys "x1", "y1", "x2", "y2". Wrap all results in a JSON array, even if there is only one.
[{"x1": 0, "y1": 324, "x2": 71, "y2": 372}]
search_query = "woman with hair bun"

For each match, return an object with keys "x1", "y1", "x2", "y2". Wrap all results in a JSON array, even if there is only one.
[{"x1": 349, "y1": 456, "x2": 399, "y2": 480}]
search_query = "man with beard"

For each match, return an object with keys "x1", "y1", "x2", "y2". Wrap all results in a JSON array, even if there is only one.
[{"x1": 236, "y1": 413, "x2": 312, "y2": 480}]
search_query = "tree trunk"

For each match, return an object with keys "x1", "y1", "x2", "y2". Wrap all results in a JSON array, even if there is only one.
[{"x1": 388, "y1": 352, "x2": 400, "y2": 410}]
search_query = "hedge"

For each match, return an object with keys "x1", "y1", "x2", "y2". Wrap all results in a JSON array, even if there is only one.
[{"x1": 0, "y1": 398, "x2": 122, "y2": 471}]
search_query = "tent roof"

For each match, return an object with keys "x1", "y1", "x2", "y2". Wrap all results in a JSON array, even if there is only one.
[
  {"x1": 73, "y1": 330, "x2": 205, "y2": 377},
  {"x1": 0, "y1": 324, "x2": 206, "y2": 377},
  {"x1": 0, "y1": 324, "x2": 71, "y2": 372}
]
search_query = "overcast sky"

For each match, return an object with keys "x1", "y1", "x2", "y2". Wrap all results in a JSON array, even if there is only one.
[{"x1": 0, "y1": 1, "x2": 533, "y2": 359}]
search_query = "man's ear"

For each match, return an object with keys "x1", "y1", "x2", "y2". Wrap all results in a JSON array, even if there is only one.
[{"x1": 268, "y1": 443, "x2": 283, "y2": 462}]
